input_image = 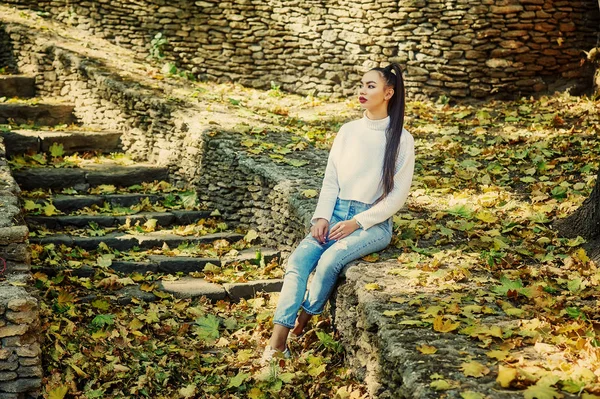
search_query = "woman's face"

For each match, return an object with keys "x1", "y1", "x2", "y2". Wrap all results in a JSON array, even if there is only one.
[{"x1": 358, "y1": 70, "x2": 393, "y2": 112}]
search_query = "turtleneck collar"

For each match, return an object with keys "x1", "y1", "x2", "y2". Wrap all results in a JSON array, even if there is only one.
[{"x1": 362, "y1": 111, "x2": 389, "y2": 132}]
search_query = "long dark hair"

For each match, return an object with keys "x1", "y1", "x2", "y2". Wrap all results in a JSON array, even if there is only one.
[{"x1": 370, "y1": 63, "x2": 406, "y2": 199}]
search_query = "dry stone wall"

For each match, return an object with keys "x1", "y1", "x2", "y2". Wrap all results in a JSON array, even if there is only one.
[
  {"x1": 2, "y1": 0, "x2": 599, "y2": 99},
  {"x1": 0, "y1": 19, "x2": 321, "y2": 251},
  {"x1": 0, "y1": 21, "x2": 205, "y2": 187},
  {"x1": 199, "y1": 131, "x2": 325, "y2": 252},
  {"x1": 0, "y1": 137, "x2": 42, "y2": 399}
]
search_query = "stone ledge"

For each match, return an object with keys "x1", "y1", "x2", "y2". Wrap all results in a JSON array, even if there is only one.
[
  {"x1": 0, "y1": 134, "x2": 39, "y2": 398},
  {"x1": 333, "y1": 260, "x2": 582, "y2": 399}
]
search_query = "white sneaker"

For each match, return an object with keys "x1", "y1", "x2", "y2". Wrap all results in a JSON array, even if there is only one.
[{"x1": 260, "y1": 345, "x2": 290, "y2": 365}]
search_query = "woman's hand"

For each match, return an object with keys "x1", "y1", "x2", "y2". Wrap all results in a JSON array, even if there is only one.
[
  {"x1": 311, "y1": 218, "x2": 330, "y2": 244},
  {"x1": 328, "y1": 218, "x2": 360, "y2": 241}
]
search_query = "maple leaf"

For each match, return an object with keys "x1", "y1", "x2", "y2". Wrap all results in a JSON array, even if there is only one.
[
  {"x1": 523, "y1": 385, "x2": 563, "y2": 399},
  {"x1": 364, "y1": 283, "x2": 381, "y2": 291},
  {"x1": 179, "y1": 384, "x2": 197, "y2": 398},
  {"x1": 23, "y1": 199, "x2": 40, "y2": 212},
  {"x1": 461, "y1": 391, "x2": 485, "y2": 399},
  {"x1": 143, "y1": 218, "x2": 158, "y2": 231},
  {"x1": 496, "y1": 365, "x2": 517, "y2": 388},
  {"x1": 194, "y1": 314, "x2": 220, "y2": 343},
  {"x1": 48, "y1": 385, "x2": 69, "y2": 399},
  {"x1": 49, "y1": 142, "x2": 64, "y2": 158},
  {"x1": 430, "y1": 379, "x2": 453, "y2": 390},
  {"x1": 486, "y1": 350, "x2": 509, "y2": 361},
  {"x1": 227, "y1": 372, "x2": 250, "y2": 388},
  {"x1": 302, "y1": 189, "x2": 318, "y2": 198},
  {"x1": 90, "y1": 314, "x2": 115, "y2": 330},
  {"x1": 244, "y1": 229, "x2": 259, "y2": 242},
  {"x1": 308, "y1": 363, "x2": 327, "y2": 377},
  {"x1": 433, "y1": 316, "x2": 460, "y2": 333},
  {"x1": 56, "y1": 289, "x2": 75, "y2": 305},
  {"x1": 461, "y1": 361, "x2": 490, "y2": 378},
  {"x1": 416, "y1": 344, "x2": 437, "y2": 354}
]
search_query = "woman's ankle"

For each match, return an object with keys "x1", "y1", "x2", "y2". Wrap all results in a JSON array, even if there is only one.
[
  {"x1": 269, "y1": 324, "x2": 290, "y2": 351},
  {"x1": 268, "y1": 340, "x2": 287, "y2": 352},
  {"x1": 292, "y1": 311, "x2": 311, "y2": 335}
]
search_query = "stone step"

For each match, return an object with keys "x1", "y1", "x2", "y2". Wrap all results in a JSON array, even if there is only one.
[
  {"x1": 159, "y1": 278, "x2": 226, "y2": 300},
  {"x1": 158, "y1": 277, "x2": 284, "y2": 301},
  {"x1": 0, "y1": 129, "x2": 122, "y2": 156},
  {"x1": 0, "y1": 102, "x2": 76, "y2": 126},
  {"x1": 222, "y1": 247, "x2": 280, "y2": 265},
  {"x1": 26, "y1": 210, "x2": 211, "y2": 229},
  {"x1": 29, "y1": 231, "x2": 244, "y2": 251},
  {"x1": 38, "y1": 246, "x2": 279, "y2": 277},
  {"x1": 0, "y1": 75, "x2": 35, "y2": 98},
  {"x1": 87, "y1": 277, "x2": 285, "y2": 305},
  {"x1": 112, "y1": 256, "x2": 220, "y2": 275},
  {"x1": 12, "y1": 163, "x2": 169, "y2": 190},
  {"x1": 104, "y1": 247, "x2": 279, "y2": 275},
  {"x1": 26, "y1": 193, "x2": 164, "y2": 213}
]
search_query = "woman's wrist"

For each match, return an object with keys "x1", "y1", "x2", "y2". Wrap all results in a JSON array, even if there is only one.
[{"x1": 353, "y1": 218, "x2": 363, "y2": 229}]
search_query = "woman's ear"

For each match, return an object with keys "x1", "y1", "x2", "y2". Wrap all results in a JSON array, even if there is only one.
[{"x1": 385, "y1": 88, "x2": 394, "y2": 101}]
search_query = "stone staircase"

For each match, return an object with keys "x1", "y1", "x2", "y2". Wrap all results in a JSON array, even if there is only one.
[{"x1": 1, "y1": 73, "x2": 283, "y2": 304}]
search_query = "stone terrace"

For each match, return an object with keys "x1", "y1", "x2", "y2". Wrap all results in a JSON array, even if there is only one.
[
  {"x1": 2, "y1": 0, "x2": 599, "y2": 99},
  {"x1": 0, "y1": 5, "x2": 595, "y2": 399}
]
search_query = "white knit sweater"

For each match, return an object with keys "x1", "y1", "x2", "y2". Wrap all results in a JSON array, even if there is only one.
[{"x1": 311, "y1": 113, "x2": 415, "y2": 230}]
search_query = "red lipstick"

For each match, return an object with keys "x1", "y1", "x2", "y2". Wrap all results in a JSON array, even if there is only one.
[{"x1": 359, "y1": 96, "x2": 367, "y2": 103}]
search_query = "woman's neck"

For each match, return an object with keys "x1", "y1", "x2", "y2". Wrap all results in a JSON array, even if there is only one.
[{"x1": 365, "y1": 107, "x2": 388, "y2": 120}]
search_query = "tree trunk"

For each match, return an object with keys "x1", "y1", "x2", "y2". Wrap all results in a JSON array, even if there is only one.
[{"x1": 555, "y1": 168, "x2": 600, "y2": 261}]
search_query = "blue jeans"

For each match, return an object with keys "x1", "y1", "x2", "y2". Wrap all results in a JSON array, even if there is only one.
[{"x1": 273, "y1": 198, "x2": 393, "y2": 329}]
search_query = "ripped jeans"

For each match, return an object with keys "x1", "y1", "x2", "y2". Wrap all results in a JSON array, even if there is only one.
[{"x1": 273, "y1": 198, "x2": 393, "y2": 329}]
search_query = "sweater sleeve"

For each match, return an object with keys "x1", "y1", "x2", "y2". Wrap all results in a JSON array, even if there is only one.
[
  {"x1": 310, "y1": 128, "x2": 344, "y2": 224},
  {"x1": 354, "y1": 132, "x2": 415, "y2": 230}
]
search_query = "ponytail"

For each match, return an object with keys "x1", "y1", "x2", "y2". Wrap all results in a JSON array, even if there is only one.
[{"x1": 370, "y1": 63, "x2": 406, "y2": 199}]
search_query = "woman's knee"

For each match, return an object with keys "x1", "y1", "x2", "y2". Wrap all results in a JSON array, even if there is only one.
[{"x1": 313, "y1": 252, "x2": 344, "y2": 278}]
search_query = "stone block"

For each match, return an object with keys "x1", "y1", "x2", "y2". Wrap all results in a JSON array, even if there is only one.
[
  {"x1": 5, "y1": 311, "x2": 37, "y2": 325},
  {"x1": 18, "y1": 358, "x2": 40, "y2": 367},
  {"x1": 0, "y1": 76, "x2": 35, "y2": 99},
  {"x1": 12, "y1": 168, "x2": 86, "y2": 191},
  {"x1": 0, "y1": 378, "x2": 41, "y2": 393},
  {"x1": 16, "y1": 366, "x2": 42, "y2": 378},
  {"x1": 0, "y1": 361, "x2": 17, "y2": 372},
  {"x1": 6, "y1": 298, "x2": 36, "y2": 313},
  {"x1": 0, "y1": 372, "x2": 17, "y2": 382},
  {"x1": 0, "y1": 103, "x2": 75, "y2": 126},
  {"x1": 223, "y1": 279, "x2": 283, "y2": 301},
  {"x1": 0, "y1": 243, "x2": 29, "y2": 264},
  {"x1": 491, "y1": 5, "x2": 523, "y2": 14},
  {"x1": 158, "y1": 277, "x2": 226, "y2": 300},
  {"x1": 0, "y1": 325, "x2": 27, "y2": 339}
]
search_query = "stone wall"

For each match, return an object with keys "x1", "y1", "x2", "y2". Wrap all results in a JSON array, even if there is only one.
[
  {"x1": 0, "y1": 137, "x2": 42, "y2": 399},
  {"x1": 2, "y1": 0, "x2": 599, "y2": 99},
  {"x1": 0, "y1": 18, "x2": 321, "y2": 251},
  {"x1": 198, "y1": 131, "x2": 325, "y2": 251},
  {"x1": 0, "y1": 21, "x2": 205, "y2": 187}
]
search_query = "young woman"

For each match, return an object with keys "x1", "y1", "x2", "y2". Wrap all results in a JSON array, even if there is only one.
[{"x1": 261, "y1": 63, "x2": 415, "y2": 363}]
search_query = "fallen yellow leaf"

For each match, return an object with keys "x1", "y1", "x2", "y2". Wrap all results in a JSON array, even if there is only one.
[
  {"x1": 461, "y1": 361, "x2": 490, "y2": 378},
  {"x1": 496, "y1": 365, "x2": 517, "y2": 388},
  {"x1": 486, "y1": 350, "x2": 509, "y2": 361},
  {"x1": 433, "y1": 316, "x2": 460, "y2": 333},
  {"x1": 430, "y1": 379, "x2": 453, "y2": 390},
  {"x1": 382, "y1": 310, "x2": 403, "y2": 317},
  {"x1": 364, "y1": 283, "x2": 381, "y2": 291},
  {"x1": 523, "y1": 385, "x2": 563, "y2": 399},
  {"x1": 416, "y1": 344, "x2": 437, "y2": 354},
  {"x1": 460, "y1": 391, "x2": 485, "y2": 399}
]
